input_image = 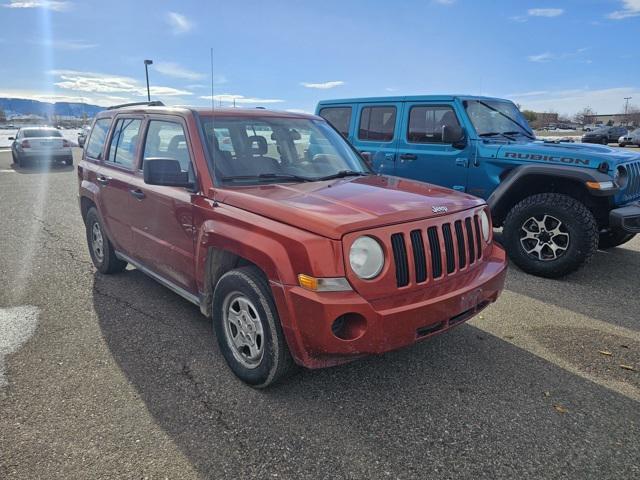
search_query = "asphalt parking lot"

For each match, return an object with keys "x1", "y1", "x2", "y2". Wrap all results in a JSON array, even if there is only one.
[{"x1": 0, "y1": 148, "x2": 638, "y2": 479}]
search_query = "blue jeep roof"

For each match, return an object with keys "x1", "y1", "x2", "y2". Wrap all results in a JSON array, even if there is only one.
[{"x1": 316, "y1": 95, "x2": 509, "y2": 106}]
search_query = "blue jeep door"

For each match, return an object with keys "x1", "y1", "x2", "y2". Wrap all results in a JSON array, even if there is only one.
[
  {"x1": 395, "y1": 102, "x2": 471, "y2": 191},
  {"x1": 350, "y1": 103, "x2": 402, "y2": 175}
]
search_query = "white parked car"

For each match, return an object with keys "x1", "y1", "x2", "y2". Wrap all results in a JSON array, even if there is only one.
[
  {"x1": 9, "y1": 127, "x2": 73, "y2": 167},
  {"x1": 619, "y1": 128, "x2": 640, "y2": 147}
]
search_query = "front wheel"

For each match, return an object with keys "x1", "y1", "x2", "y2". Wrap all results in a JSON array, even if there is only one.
[
  {"x1": 503, "y1": 193, "x2": 598, "y2": 278},
  {"x1": 212, "y1": 266, "x2": 296, "y2": 388},
  {"x1": 599, "y1": 229, "x2": 636, "y2": 249}
]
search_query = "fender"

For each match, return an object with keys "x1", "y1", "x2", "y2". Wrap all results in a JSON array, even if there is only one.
[{"x1": 488, "y1": 164, "x2": 618, "y2": 222}]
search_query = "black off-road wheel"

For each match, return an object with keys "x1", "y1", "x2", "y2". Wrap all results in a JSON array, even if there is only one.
[
  {"x1": 598, "y1": 229, "x2": 636, "y2": 250},
  {"x1": 503, "y1": 193, "x2": 598, "y2": 278},
  {"x1": 212, "y1": 266, "x2": 296, "y2": 388},
  {"x1": 85, "y1": 207, "x2": 127, "y2": 274}
]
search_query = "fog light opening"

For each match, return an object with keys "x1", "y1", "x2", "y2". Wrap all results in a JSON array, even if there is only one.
[{"x1": 331, "y1": 313, "x2": 367, "y2": 341}]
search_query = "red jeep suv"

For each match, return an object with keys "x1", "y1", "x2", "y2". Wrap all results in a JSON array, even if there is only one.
[{"x1": 78, "y1": 102, "x2": 507, "y2": 387}]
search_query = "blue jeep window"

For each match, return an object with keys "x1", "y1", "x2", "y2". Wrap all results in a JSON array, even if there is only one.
[
  {"x1": 319, "y1": 107, "x2": 351, "y2": 137},
  {"x1": 358, "y1": 106, "x2": 396, "y2": 142},
  {"x1": 408, "y1": 106, "x2": 461, "y2": 143}
]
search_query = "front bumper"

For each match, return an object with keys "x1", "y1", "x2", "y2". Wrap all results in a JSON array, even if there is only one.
[
  {"x1": 610, "y1": 202, "x2": 640, "y2": 233},
  {"x1": 272, "y1": 243, "x2": 508, "y2": 369}
]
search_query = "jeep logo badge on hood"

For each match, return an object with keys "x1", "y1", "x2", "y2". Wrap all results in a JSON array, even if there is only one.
[{"x1": 432, "y1": 206, "x2": 448, "y2": 214}]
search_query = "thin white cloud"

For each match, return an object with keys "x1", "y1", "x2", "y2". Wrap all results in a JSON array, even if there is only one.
[
  {"x1": 527, "y1": 8, "x2": 564, "y2": 17},
  {"x1": 153, "y1": 62, "x2": 204, "y2": 81},
  {"x1": 2, "y1": 0, "x2": 69, "y2": 10},
  {"x1": 166, "y1": 11, "x2": 193, "y2": 34},
  {"x1": 608, "y1": 0, "x2": 640, "y2": 19},
  {"x1": 33, "y1": 39, "x2": 97, "y2": 50},
  {"x1": 433, "y1": 0, "x2": 456, "y2": 4},
  {"x1": 200, "y1": 94, "x2": 284, "y2": 105},
  {"x1": 528, "y1": 52, "x2": 555, "y2": 63},
  {"x1": 49, "y1": 69, "x2": 192, "y2": 97},
  {"x1": 527, "y1": 48, "x2": 589, "y2": 63},
  {"x1": 301, "y1": 80, "x2": 344, "y2": 90}
]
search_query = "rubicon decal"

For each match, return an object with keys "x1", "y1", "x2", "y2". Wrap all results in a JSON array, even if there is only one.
[{"x1": 504, "y1": 152, "x2": 589, "y2": 166}]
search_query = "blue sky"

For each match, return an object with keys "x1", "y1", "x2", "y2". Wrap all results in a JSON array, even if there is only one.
[{"x1": 0, "y1": 0, "x2": 639, "y2": 115}]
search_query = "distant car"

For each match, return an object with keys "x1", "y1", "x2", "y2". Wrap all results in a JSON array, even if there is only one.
[
  {"x1": 77, "y1": 126, "x2": 91, "y2": 147},
  {"x1": 581, "y1": 126, "x2": 628, "y2": 145},
  {"x1": 9, "y1": 127, "x2": 73, "y2": 167},
  {"x1": 619, "y1": 128, "x2": 640, "y2": 147}
]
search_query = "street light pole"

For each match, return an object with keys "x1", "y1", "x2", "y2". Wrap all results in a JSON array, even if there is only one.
[{"x1": 144, "y1": 59, "x2": 153, "y2": 102}]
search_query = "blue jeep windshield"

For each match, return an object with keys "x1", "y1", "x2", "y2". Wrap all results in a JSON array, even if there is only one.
[
  {"x1": 200, "y1": 116, "x2": 369, "y2": 184},
  {"x1": 464, "y1": 100, "x2": 534, "y2": 138}
]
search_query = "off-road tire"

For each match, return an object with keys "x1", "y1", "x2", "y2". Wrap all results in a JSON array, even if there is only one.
[
  {"x1": 598, "y1": 229, "x2": 636, "y2": 250},
  {"x1": 503, "y1": 193, "x2": 598, "y2": 278},
  {"x1": 85, "y1": 207, "x2": 127, "y2": 274},
  {"x1": 212, "y1": 266, "x2": 296, "y2": 388}
]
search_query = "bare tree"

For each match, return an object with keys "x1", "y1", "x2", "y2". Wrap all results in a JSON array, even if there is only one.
[
  {"x1": 624, "y1": 105, "x2": 640, "y2": 127},
  {"x1": 0, "y1": 107, "x2": 6, "y2": 123},
  {"x1": 574, "y1": 106, "x2": 595, "y2": 125}
]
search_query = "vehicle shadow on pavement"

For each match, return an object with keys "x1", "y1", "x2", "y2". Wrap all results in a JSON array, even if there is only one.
[
  {"x1": 504, "y1": 242, "x2": 640, "y2": 332},
  {"x1": 92, "y1": 269, "x2": 640, "y2": 479}
]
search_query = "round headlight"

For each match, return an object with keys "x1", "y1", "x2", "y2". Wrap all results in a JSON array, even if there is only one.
[
  {"x1": 349, "y1": 236, "x2": 384, "y2": 279},
  {"x1": 479, "y1": 209, "x2": 491, "y2": 242},
  {"x1": 615, "y1": 165, "x2": 628, "y2": 189}
]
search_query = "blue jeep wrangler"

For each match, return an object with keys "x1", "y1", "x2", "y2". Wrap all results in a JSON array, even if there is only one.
[{"x1": 316, "y1": 96, "x2": 640, "y2": 278}]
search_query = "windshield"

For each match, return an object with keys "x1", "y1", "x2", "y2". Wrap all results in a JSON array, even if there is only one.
[
  {"x1": 464, "y1": 100, "x2": 534, "y2": 138},
  {"x1": 200, "y1": 115, "x2": 369, "y2": 184},
  {"x1": 22, "y1": 129, "x2": 62, "y2": 138}
]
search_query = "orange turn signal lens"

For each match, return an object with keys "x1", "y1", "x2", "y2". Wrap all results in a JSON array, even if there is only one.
[
  {"x1": 297, "y1": 274, "x2": 352, "y2": 292},
  {"x1": 586, "y1": 181, "x2": 615, "y2": 190}
]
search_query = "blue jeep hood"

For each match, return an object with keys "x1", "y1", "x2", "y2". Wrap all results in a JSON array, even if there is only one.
[{"x1": 494, "y1": 140, "x2": 640, "y2": 169}]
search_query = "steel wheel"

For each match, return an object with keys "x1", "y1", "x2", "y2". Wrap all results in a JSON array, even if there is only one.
[
  {"x1": 222, "y1": 292, "x2": 264, "y2": 369},
  {"x1": 91, "y1": 222, "x2": 105, "y2": 263},
  {"x1": 520, "y1": 214, "x2": 570, "y2": 261}
]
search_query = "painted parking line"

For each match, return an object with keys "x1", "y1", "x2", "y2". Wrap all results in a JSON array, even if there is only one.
[
  {"x1": 0, "y1": 169, "x2": 16, "y2": 173},
  {"x1": 0, "y1": 305, "x2": 39, "y2": 388}
]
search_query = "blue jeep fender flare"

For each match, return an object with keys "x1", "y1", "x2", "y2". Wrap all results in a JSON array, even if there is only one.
[{"x1": 487, "y1": 163, "x2": 618, "y2": 223}]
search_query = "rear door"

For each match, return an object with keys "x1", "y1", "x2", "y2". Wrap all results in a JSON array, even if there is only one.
[
  {"x1": 350, "y1": 102, "x2": 403, "y2": 175},
  {"x1": 127, "y1": 116, "x2": 197, "y2": 292},
  {"x1": 98, "y1": 116, "x2": 143, "y2": 255},
  {"x1": 395, "y1": 102, "x2": 470, "y2": 191}
]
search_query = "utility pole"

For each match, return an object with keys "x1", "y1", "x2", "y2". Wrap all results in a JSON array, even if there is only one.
[
  {"x1": 144, "y1": 59, "x2": 153, "y2": 101},
  {"x1": 624, "y1": 96, "x2": 632, "y2": 125}
]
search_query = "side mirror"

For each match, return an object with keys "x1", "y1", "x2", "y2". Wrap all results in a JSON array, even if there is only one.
[
  {"x1": 8, "y1": 137, "x2": 14, "y2": 140},
  {"x1": 360, "y1": 151, "x2": 373, "y2": 168},
  {"x1": 442, "y1": 125, "x2": 466, "y2": 149},
  {"x1": 143, "y1": 158, "x2": 194, "y2": 188}
]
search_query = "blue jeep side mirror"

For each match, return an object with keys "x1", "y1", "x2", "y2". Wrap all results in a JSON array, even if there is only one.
[{"x1": 443, "y1": 125, "x2": 466, "y2": 149}]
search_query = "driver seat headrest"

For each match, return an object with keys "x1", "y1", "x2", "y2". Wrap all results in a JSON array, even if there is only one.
[{"x1": 247, "y1": 135, "x2": 267, "y2": 155}]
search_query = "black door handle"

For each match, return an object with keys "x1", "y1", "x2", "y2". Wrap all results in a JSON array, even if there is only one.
[
  {"x1": 129, "y1": 188, "x2": 146, "y2": 200},
  {"x1": 399, "y1": 153, "x2": 417, "y2": 160},
  {"x1": 96, "y1": 175, "x2": 110, "y2": 186}
]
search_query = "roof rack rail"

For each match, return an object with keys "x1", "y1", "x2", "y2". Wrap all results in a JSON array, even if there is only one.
[{"x1": 107, "y1": 101, "x2": 165, "y2": 110}]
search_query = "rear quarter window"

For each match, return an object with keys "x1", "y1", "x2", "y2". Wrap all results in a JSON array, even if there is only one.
[
  {"x1": 319, "y1": 107, "x2": 352, "y2": 137},
  {"x1": 85, "y1": 118, "x2": 112, "y2": 160}
]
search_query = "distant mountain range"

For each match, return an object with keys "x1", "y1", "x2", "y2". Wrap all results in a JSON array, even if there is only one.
[{"x1": 0, "y1": 97, "x2": 103, "y2": 119}]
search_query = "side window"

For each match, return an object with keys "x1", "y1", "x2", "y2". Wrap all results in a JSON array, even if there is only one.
[
  {"x1": 319, "y1": 107, "x2": 352, "y2": 137},
  {"x1": 408, "y1": 106, "x2": 461, "y2": 143},
  {"x1": 85, "y1": 118, "x2": 111, "y2": 160},
  {"x1": 107, "y1": 118, "x2": 141, "y2": 168},
  {"x1": 358, "y1": 106, "x2": 396, "y2": 142},
  {"x1": 142, "y1": 120, "x2": 194, "y2": 181}
]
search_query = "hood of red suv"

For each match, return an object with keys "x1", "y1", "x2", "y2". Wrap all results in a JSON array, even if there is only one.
[{"x1": 216, "y1": 175, "x2": 485, "y2": 239}]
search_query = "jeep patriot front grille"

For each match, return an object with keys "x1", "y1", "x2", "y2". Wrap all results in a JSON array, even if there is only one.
[{"x1": 391, "y1": 214, "x2": 483, "y2": 287}]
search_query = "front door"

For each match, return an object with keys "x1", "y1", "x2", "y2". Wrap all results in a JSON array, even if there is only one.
[
  {"x1": 350, "y1": 103, "x2": 403, "y2": 176},
  {"x1": 395, "y1": 102, "x2": 471, "y2": 191},
  {"x1": 128, "y1": 117, "x2": 198, "y2": 293}
]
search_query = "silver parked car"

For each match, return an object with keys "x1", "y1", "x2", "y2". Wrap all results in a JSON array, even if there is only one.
[
  {"x1": 619, "y1": 128, "x2": 640, "y2": 147},
  {"x1": 9, "y1": 127, "x2": 74, "y2": 167}
]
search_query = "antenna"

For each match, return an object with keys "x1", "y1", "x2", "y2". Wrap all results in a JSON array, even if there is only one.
[{"x1": 209, "y1": 47, "x2": 217, "y2": 186}]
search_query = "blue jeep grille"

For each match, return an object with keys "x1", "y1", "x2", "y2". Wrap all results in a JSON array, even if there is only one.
[{"x1": 621, "y1": 161, "x2": 640, "y2": 203}]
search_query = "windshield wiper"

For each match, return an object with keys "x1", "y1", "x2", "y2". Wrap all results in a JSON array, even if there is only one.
[
  {"x1": 475, "y1": 100, "x2": 536, "y2": 140},
  {"x1": 314, "y1": 170, "x2": 369, "y2": 181},
  {"x1": 479, "y1": 132, "x2": 517, "y2": 141},
  {"x1": 221, "y1": 173, "x2": 313, "y2": 183}
]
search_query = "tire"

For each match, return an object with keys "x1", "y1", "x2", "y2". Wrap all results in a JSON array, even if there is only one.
[
  {"x1": 599, "y1": 229, "x2": 636, "y2": 250},
  {"x1": 212, "y1": 266, "x2": 296, "y2": 388},
  {"x1": 85, "y1": 207, "x2": 127, "y2": 274},
  {"x1": 65, "y1": 156, "x2": 73, "y2": 166},
  {"x1": 503, "y1": 193, "x2": 598, "y2": 278},
  {"x1": 619, "y1": 143, "x2": 626, "y2": 148},
  {"x1": 602, "y1": 138, "x2": 608, "y2": 145}
]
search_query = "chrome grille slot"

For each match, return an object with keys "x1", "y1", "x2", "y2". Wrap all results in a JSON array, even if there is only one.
[
  {"x1": 410, "y1": 229, "x2": 427, "y2": 283},
  {"x1": 391, "y1": 233, "x2": 409, "y2": 287},
  {"x1": 427, "y1": 226, "x2": 443, "y2": 279}
]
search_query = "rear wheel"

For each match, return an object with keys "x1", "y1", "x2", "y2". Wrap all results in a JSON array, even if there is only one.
[
  {"x1": 212, "y1": 266, "x2": 296, "y2": 388},
  {"x1": 85, "y1": 207, "x2": 127, "y2": 274},
  {"x1": 599, "y1": 229, "x2": 636, "y2": 249},
  {"x1": 503, "y1": 193, "x2": 598, "y2": 278}
]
